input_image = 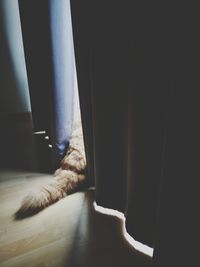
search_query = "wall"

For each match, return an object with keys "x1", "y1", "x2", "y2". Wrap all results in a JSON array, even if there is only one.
[{"x1": 0, "y1": 0, "x2": 31, "y2": 114}]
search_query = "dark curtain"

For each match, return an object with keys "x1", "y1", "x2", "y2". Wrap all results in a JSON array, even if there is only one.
[
  {"x1": 71, "y1": 0, "x2": 199, "y2": 265},
  {"x1": 18, "y1": 0, "x2": 75, "y2": 169},
  {"x1": 71, "y1": 0, "x2": 168, "y2": 247},
  {"x1": 16, "y1": 0, "x2": 199, "y2": 265}
]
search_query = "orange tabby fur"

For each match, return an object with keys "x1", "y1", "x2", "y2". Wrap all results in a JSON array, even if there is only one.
[{"x1": 16, "y1": 115, "x2": 86, "y2": 218}]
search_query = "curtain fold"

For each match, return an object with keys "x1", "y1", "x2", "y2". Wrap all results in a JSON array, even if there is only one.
[
  {"x1": 70, "y1": 0, "x2": 95, "y2": 186},
  {"x1": 71, "y1": 0, "x2": 169, "y2": 247},
  {"x1": 71, "y1": 2, "x2": 199, "y2": 265},
  {"x1": 18, "y1": 0, "x2": 75, "y2": 169}
]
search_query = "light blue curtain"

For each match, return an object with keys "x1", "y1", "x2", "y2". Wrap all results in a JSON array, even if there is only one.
[
  {"x1": 0, "y1": 0, "x2": 31, "y2": 114},
  {"x1": 49, "y1": 0, "x2": 76, "y2": 166},
  {"x1": 19, "y1": 0, "x2": 76, "y2": 169}
]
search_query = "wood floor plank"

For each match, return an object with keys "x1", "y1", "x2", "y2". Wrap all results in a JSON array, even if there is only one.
[{"x1": 0, "y1": 171, "x2": 151, "y2": 267}]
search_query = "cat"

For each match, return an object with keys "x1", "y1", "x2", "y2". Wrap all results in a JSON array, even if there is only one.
[{"x1": 15, "y1": 114, "x2": 87, "y2": 218}]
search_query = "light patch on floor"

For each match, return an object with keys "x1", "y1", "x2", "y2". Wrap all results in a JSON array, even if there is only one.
[{"x1": 93, "y1": 202, "x2": 154, "y2": 257}]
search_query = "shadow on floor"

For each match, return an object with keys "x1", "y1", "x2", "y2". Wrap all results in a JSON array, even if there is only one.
[{"x1": 66, "y1": 190, "x2": 152, "y2": 267}]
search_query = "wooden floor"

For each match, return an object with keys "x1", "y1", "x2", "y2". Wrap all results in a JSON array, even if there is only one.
[
  {"x1": 0, "y1": 112, "x2": 151, "y2": 266},
  {"x1": 0, "y1": 170, "x2": 152, "y2": 267}
]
